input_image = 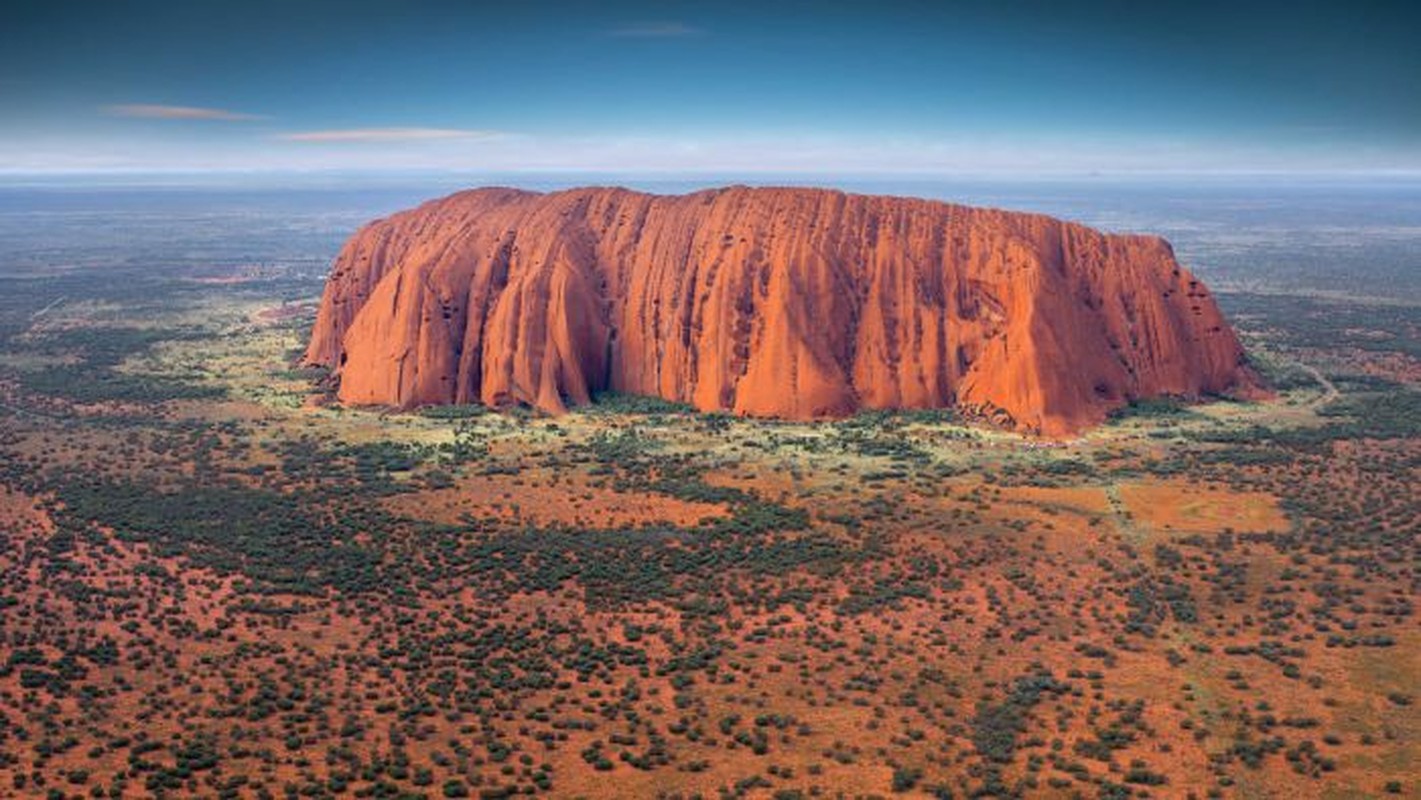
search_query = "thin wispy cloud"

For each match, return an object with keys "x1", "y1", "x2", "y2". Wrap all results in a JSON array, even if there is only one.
[
  {"x1": 278, "y1": 128, "x2": 501, "y2": 143},
  {"x1": 607, "y1": 21, "x2": 702, "y2": 38},
  {"x1": 104, "y1": 104, "x2": 265, "y2": 121}
]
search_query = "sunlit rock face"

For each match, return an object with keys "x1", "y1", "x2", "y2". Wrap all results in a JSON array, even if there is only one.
[{"x1": 306, "y1": 186, "x2": 1260, "y2": 435}]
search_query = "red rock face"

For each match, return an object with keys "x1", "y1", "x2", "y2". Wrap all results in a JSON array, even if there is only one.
[{"x1": 305, "y1": 186, "x2": 1261, "y2": 435}]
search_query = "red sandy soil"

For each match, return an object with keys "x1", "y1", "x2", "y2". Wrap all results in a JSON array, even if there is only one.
[{"x1": 386, "y1": 468, "x2": 727, "y2": 529}]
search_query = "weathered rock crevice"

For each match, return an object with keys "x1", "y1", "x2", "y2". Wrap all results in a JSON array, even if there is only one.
[{"x1": 306, "y1": 186, "x2": 1262, "y2": 435}]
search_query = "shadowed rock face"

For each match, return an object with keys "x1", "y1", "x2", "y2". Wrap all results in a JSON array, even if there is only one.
[{"x1": 305, "y1": 186, "x2": 1261, "y2": 435}]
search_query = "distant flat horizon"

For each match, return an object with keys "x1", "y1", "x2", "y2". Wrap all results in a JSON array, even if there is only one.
[
  {"x1": 4, "y1": 168, "x2": 1418, "y2": 307},
  {"x1": 4, "y1": 168, "x2": 1421, "y2": 188}
]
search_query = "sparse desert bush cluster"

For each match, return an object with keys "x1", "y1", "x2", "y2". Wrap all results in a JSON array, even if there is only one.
[{"x1": 0, "y1": 263, "x2": 1416, "y2": 799}]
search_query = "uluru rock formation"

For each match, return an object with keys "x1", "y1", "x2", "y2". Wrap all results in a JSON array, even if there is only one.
[{"x1": 305, "y1": 186, "x2": 1260, "y2": 435}]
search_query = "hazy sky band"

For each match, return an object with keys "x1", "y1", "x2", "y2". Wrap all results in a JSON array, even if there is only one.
[{"x1": 2, "y1": 0, "x2": 1418, "y2": 173}]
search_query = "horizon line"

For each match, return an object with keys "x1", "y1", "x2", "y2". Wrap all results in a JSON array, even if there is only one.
[{"x1": 4, "y1": 166, "x2": 1421, "y2": 180}]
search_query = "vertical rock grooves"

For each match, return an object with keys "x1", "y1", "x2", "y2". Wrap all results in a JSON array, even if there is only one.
[{"x1": 305, "y1": 186, "x2": 1262, "y2": 435}]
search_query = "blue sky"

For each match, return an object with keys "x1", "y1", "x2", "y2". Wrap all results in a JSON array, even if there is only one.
[{"x1": 2, "y1": 0, "x2": 1418, "y2": 174}]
